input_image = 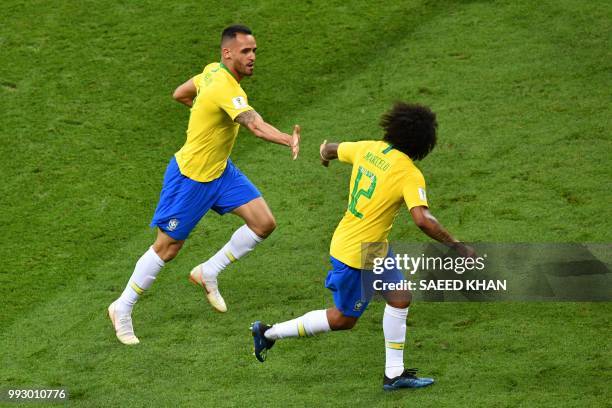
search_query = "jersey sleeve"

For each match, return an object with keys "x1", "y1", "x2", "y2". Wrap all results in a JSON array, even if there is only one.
[
  {"x1": 402, "y1": 169, "x2": 429, "y2": 209},
  {"x1": 211, "y1": 83, "x2": 253, "y2": 120},
  {"x1": 192, "y1": 73, "x2": 204, "y2": 91},
  {"x1": 337, "y1": 141, "x2": 367, "y2": 164}
]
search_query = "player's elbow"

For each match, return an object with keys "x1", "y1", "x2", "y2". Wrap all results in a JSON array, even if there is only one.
[
  {"x1": 416, "y1": 216, "x2": 440, "y2": 235},
  {"x1": 411, "y1": 207, "x2": 436, "y2": 230},
  {"x1": 412, "y1": 213, "x2": 429, "y2": 230},
  {"x1": 416, "y1": 221, "x2": 430, "y2": 233},
  {"x1": 172, "y1": 88, "x2": 184, "y2": 102}
]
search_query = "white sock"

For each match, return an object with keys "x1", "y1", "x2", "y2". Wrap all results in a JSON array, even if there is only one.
[
  {"x1": 117, "y1": 247, "x2": 165, "y2": 313},
  {"x1": 200, "y1": 225, "x2": 263, "y2": 278},
  {"x1": 383, "y1": 304, "x2": 409, "y2": 378},
  {"x1": 264, "y1": 310, "x2": 331, "y2": 340}
]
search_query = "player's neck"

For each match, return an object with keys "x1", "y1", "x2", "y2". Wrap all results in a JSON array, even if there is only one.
[{"x1": 220, "y1": 61, "x2": 242, "y2": 82}]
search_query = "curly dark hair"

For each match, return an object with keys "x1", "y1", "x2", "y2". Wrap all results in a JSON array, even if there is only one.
[{"x1": 380, "y1": 102, "x2": 438, "y2": 161}]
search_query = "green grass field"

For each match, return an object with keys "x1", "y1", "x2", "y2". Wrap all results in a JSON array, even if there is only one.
[{"x1": 1, "y1": 0, "x2": 610, "y2": 406}]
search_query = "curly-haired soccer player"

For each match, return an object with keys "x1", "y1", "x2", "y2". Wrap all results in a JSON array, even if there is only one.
[{"x1": 252, "y1": 102, "x2": 474, "y2": 391}]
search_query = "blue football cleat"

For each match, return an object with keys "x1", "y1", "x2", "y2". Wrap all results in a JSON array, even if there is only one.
[
  {"x1": 251, "y1": 321, "x2": 275, "y2": 362},
  {"x1": 383, "y1": 368, "x2": 435, "y2": 391}
]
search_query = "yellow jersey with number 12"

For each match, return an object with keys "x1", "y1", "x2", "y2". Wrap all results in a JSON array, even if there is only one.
[
  {"x1": 174, "y1": 62, "x2": 253, "y2": 182},
  {"x1": 329, "y1": 140, "x2": 429, "y2": 269}
]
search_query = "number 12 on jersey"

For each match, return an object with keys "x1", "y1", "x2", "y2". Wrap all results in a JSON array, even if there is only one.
[{"x1": 348, "y1": 166, "x2": 377, "y2": 219}]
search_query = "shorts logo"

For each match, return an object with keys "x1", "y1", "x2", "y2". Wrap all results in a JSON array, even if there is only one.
[
  {"x1": 167, "y1": 218, "x2": 179, "y2": 231},
  {"x1": 353, "y1": 301, "x2": 364, "y2": 311},
  {"x1": 232, "y1": 96, "x2": 247, "y2": 109}
]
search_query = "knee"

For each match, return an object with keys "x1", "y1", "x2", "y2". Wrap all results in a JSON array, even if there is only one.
[
  {"x1": 331, "y1": 316, "x2": 357, "y2": 331},
  {"x1": 163, "y1": 245, "x2": 181, "y2": 262},
  {"x1": 387, "y1": 299, "x2": 411, "y2": 309},
  {"x1": 385, "y1": 290, "x2": 411, "y2": 309},
  {"x1": 263, "y1": 217, "x2": 277, "y2": 236},
  {"x1": 327, "y1": 309, "x2": 358, "y2": 331},
  {"x1": 335, "y1": 318, "x2": 357, "y2": 330},
  {"x1": 152, "y1": 241, "x2": 183, "y2": 262},
  {"x1": 251, "y1": 216, "x2": 276, "y2": 238}
]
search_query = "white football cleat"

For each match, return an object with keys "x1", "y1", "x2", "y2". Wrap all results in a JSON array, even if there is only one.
[
  {"x1": 108, "y1": 301, "x2": 140, "y2": 345},
  {"x1": 189, "y1": 265, "x2": 227, "y2": 312}
]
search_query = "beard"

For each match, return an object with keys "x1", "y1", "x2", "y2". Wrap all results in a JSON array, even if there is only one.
[{"x1": 237, "y1": 63, "x2": 254, "y2": 77}]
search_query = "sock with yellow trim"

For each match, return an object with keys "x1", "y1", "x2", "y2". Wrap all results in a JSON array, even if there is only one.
[
  {"x1": 384, "y1": 304, "x2": 409, "y2": 378},
  {"x1": 264, "y1": 310, "x2": 331, "y2": 340},
  {"x1": 116, "y1": 246, "x2": 165, "y2": 313},
  {"x1": 200, "y1": 225, "x2": 263, "y2": 279}
]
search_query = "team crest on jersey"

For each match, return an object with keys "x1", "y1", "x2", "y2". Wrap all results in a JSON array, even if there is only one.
[
  {"x1": 232, "y1": 96, "x2": 247, "y2": 109},
  {"x1": 167, "y1": 218, "x2": 179, "y2": 231},
  {"x1": 353, "y1": 301, "x2": 364, "y2": 311}
]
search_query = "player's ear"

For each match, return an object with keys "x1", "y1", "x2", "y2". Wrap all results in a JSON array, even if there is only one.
[{"x1": 221, "y1": 47, "x2": 231, "y2": 59}]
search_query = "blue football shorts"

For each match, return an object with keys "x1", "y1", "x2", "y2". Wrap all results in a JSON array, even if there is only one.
[
  {"x1": 150, "y1": 156, "x2": 261, "y2": 240},
  {"x1": 325, "y1": 251, "x2": 405, "y2": 318}
]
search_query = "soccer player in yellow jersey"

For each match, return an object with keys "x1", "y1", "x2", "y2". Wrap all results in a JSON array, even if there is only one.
[
  {"x1": 108, "y1": 25, "x2": 301, "y2": 345},
  {"x1": 252, "y1": 102, "x2": 474, "y2": 391}
]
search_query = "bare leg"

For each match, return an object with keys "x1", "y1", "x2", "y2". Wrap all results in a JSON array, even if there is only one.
[
  {"x1": 152, "y1": 229, "x2": 185, "y2": 262},
  {"x1": 230, "y1": 197, "x2": 276, "y2": 238}
]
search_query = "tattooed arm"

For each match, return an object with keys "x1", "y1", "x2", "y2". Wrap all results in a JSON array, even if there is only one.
[
  {"x1": 409, "y1": 206, "x2": 475, "y2": 257},
  {"x1": 235, "y1": 110, "x2": 301, "y2": 160}
]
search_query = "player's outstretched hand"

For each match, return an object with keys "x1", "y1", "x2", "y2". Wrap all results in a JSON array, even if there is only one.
[
  {"x1": 320, "y1": 139, "x2": 330, "y2": 167},
  {"x1": 291, "y1": 125, "x2": 301, "y2": 160}
]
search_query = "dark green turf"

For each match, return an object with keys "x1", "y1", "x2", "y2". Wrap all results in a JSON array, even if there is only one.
[{"x1": 1, "y1": 0, "x2": 610, "y2": 406}]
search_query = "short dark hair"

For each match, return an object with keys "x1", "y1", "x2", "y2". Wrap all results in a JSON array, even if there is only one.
[
  {"x1": 380, "y1": 102, "x2": 438, "y2": 161},
  {"x1": 221, "y1": 24, "x2": 252, "y2": 44}
]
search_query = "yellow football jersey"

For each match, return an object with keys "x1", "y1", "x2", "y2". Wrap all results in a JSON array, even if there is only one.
[
  {"x1": 174, "y1": 62, "x2": 253, "y2": 182},
  {"x1": 329, "y1": 140, "x2": 429, "y2": 269}
]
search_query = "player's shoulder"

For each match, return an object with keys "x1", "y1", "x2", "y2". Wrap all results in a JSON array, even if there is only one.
[
  {"x1": 340, "y1": 139, "x2": 380, "y2": 152},
  {"x1": 346, "y1": 140, "x2": 397, "y2": 160},
  {"x1": 383, "y1": 146, "x2": 424, "y2": 179},
  {"x1": 338, "y1": 140, "x2": 390, "y2": 164},
  {"x1": 201, "y1": 62, "x2": 240, "y2": 96},
  {"x1": 350, "y1": 139, "x2": 380, "y2": 147},
  {"x1": 200, "y1": 63, "x2": 231, "y2": 85},
  {"x1": 202, "y1": 62, "x2": 221, "y2": 74},
  {"x1": 193, "y1": 63, "x2": 220, "y2": 90},
  {"x1": 398, "y1": 157, "x2": 425, "y2": 183},
  {"x1": 210, "y1": 65, "x2": 246, "y2": 94}
]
